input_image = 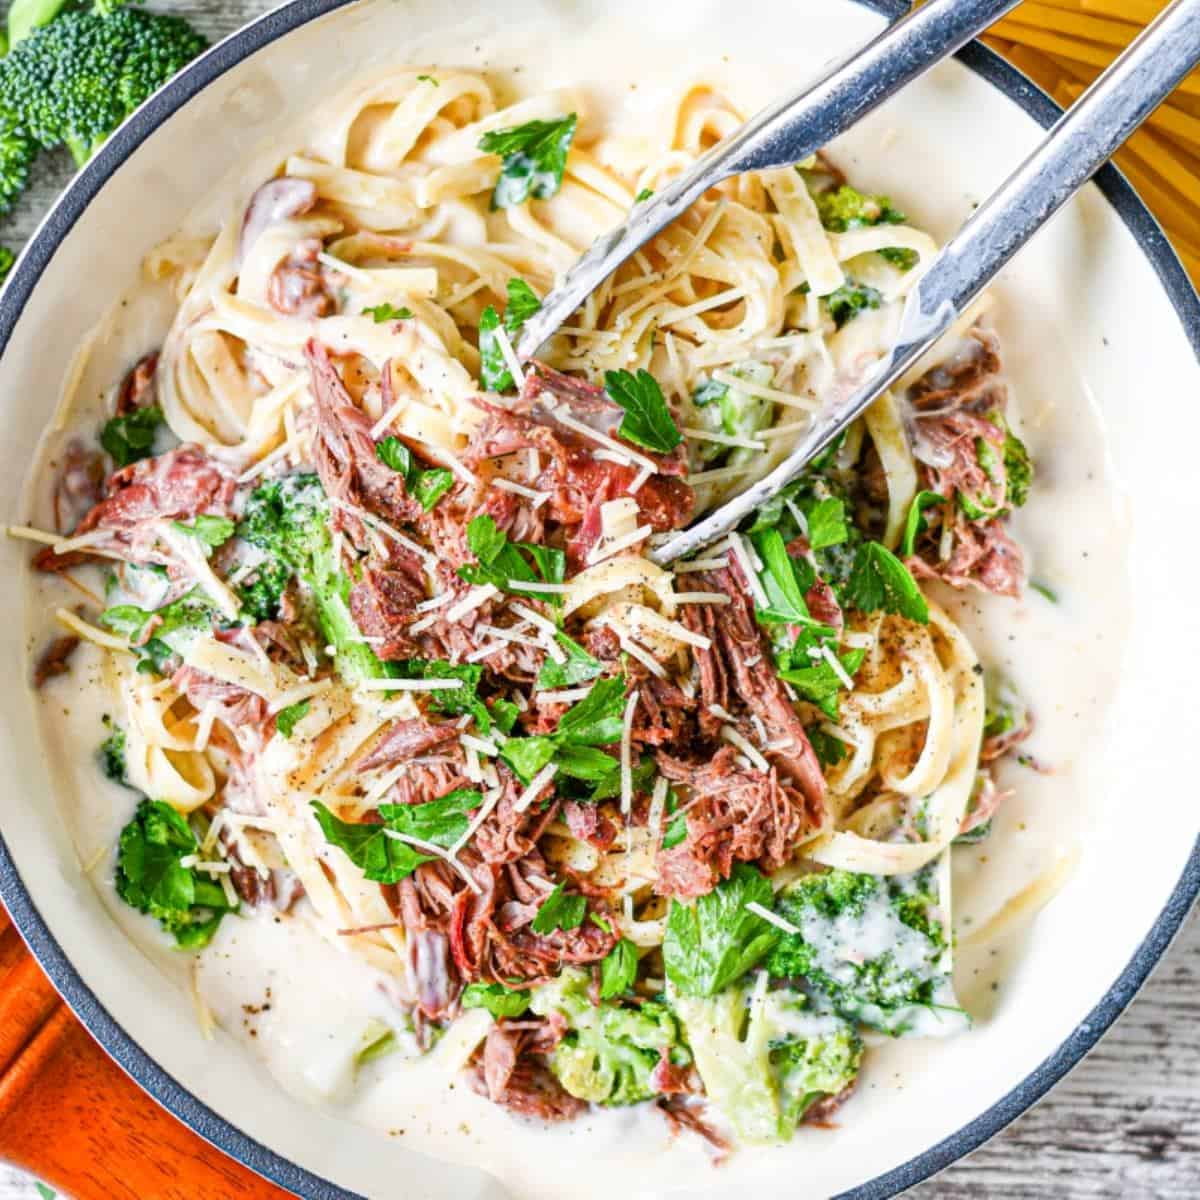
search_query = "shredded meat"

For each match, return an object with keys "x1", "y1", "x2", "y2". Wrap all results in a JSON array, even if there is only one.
[
  {"x1": 269, "y1": 238, "x2": 337, "y2": 318},
  {"x1": 470, "y1": 1015, "x2": 585, "y2": 1122},
  {"x1": 802, "y1": 1078, "x2": 857, "y2": 1128},
  {"x1": 33, "y1": 445, "x2": 237, "y2": 573},
  {"x1": 306, "y1": 340, "x2": 424, "y2": 534},
  {"x1": 171, "y1": 665, "x2": 269, "y2": 727},
  {"x1": 116, "y1": 352, "x2": 159, "y2": 415},
  {"x1": 906, "y1": 329, "x2": 1025, "y2": 597},
  {"x1": 683, "y1": 563, "x2": 827, "y2": 810},
  {"x1": 654, "y1": 747, "x2": 820, "y2": 898},
  {"x1": 33, "y1": 635, "x2": 79, "y2": 687},
  {"x1": 356, "y1": 716, "x2": 460, "y2": 772},
  {"x1": 658, "y1": 1098, "x2": 732, "y2": 1158}
]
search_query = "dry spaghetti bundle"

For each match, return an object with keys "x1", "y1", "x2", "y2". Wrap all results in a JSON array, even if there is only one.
[{"x1": 982, "y1": 0, "x2": 1200, "y2": 284}]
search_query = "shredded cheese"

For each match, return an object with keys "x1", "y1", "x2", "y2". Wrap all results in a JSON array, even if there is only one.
[
  {"x1": 381, "y1": 829, "x2": 482, "y2": 894},
  {"x1": 536, "y1": 687, "x2": 593, "y2": 705},
  {"x1": 587, "y1": 523, "x2": 653, "y2": 566},
  {"x1": 724, "y1": 533, "x2": 769, "y2": 608},
  {"x1": 551, "y1": 407, "x2": 657, "y2": 473},
  {"x1": 721, "y1": 725, "x2": 772, "y2": 773},
  {"x1": 355, "y1": 678, "x2": 464, "y2": 692},
  {"x1": 446, "y1": 583, "x2": 499, "y2": 622},
  {"x1": 745, "y1": 901, "x2": 801, "y2": 935},
  {"x1": 620, "y1": 690, "x2": 639, "y2": 815},
  {"x1": 492, "y1": 477, "x2": 549, "y2": 505},
  {"x1": 513, "y1": 762, "x2": 558, "y2": 813}
]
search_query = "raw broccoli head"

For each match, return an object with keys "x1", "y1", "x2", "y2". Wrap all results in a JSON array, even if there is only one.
[
  {"x1": 767, "y1": 867, "x2": 966, "y2": 1037},
  {"x1": 0, "y1": 5, "x2": 207, "y2": 166},
  {"x1": 530, "y1": 968, "x2": 690, "y2": 1107},
  {"x1": 0, "y1": 111, "x2": 36, "y2": 215}
]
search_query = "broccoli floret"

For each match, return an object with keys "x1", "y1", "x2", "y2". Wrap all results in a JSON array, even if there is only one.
[
  {"x1": 0, "y1": 244, "x2": 14, "y2": 278},
  {"x1": 0, "y1": 111, "x2": 36, "y2": 216},
  {"x1": 672, "y1": 981, "x2": 861, "y2": 1145},
  {"x1": 770, "y1": 1014, "x2": 863, "y2": 1128},
  {"x1": 98, "y1": 727, "x2": 127, "y2": 784},
  {"x1": 814, "y1": 185, "x2": 905, "y2": 232},
  {"x1": 0, "y1": 5, "x2": 206, "y2": 167},
  {"x1": 115, "y1": 798, "x2": 235, "y2": 948},
  {"x1": 766, "y1": 867, "x2": 967, "y2": 1037},
  {"x1": 238, "y1": 473, "x2": 390, "y2": 683},
  {"x1": 234, "y1": 557, "x2": 292, "y2": 624},
  {"x1": 1003, "y1": 429, "x2": 1033, "y2": 508},
  {"x1": 825, "y1": 281, "x2": 882, "y2": 330},
  {"x1": 529, "y1": 967, "x2": 691, "y2": 1107}
]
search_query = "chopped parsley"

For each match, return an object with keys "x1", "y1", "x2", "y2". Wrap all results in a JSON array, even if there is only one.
[
  {"x1": 100, "y1": 404, "x2": 164, "y2": 467},
  {"x1": 531, "y1": 881, "x2": 587, "y2": 934},
  {"x1": 459, "y1": 513, "x2": 565, "y2": 605},
  {"x1": 362, "y1": 302, "x2": 413, "y2": 323},
  {"x1": 478, "y1": 114, "x2": 577, "y2": 209},
  {"x1": 603, "y1": 367, "x2": 680, "y2": 454},
  {"x1": 478, "y1": 276, "x2": 543, "y2": 392},
  {"x1": 599, "y1": 937, "x2": 639, "y2": 998},
  {"x1": 275, "y1": 699, "x2": 310, "y2": 739},
  {"x1": 842, "y1": 541, "x2": 929, "y2": 625},
  {"x1": 374, "y1": 436, "x2": 455, "y2": 511}
]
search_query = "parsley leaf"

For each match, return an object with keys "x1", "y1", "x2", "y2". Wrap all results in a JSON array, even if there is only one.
[
  {"x1": 416, "y1": 74, "x2": 439, "y2": 86},
  {"x1": 100, "y1": 405, "x2": 164, "y2": 468},
  {"x1": 499, "y1": 676, "x2": 628, "y2": 784},
  {"x1": 663, "y1": 864, "x2": 780, "y2": 997},
  {"x1": 375, "y1": 436, "x2": 412, "y2": 475},
  {"x1": 377, "y1": 787, "x2": 481, "y2": 848},
  {"x1": 479, "y1": 114, "x2": 577, "y2": 209},
  {"x1": 599, "y1": 937, "x2": 639, "y2": 999},
  {"x1": 842, "y1": 542, "x2": 929, "y2": 624},
  {"x1": 115, "y1": 799, "x2": 235, "y2": 948},
  {"x1": 172, "y1": 514, "x2": 235, "y2": 550},
  {"x1": 478, "y1": 278, "x2": 542, "y2": 392},
  {"x1": 459, "y1": 513, "x2": 565, "y2": 605},
  {"x1": 555, "y1": 675, "x2": 627, "y2": 746},
  {"x1": 504, "y1": 277, "x2": 542, "y2": 332},
  {"x1": 373, "y1": 438, "x2": 454, "y2": 511},
  {"x1": 410, "y1": 468, "x2": 454, "y2": 510},
  {"x1": 809, "y1": 726, "x2": 847, "y2": 768},
  {"x1": 531, "y1": 881, "x2": 587, "y2": 934},
  {"x1": 275, "y1": 699, "x2": 310, "y2": 739},
  {"x1": 779, "y1": 642, "x2": 866, "y2": 720},
  {"x1": 461, "y1": 982, "x2": 531, "y2": 1018},
  {"x1": 311, "y1": 800, "x2": 436, "y2": 884},
  {"x1": 489, "y1": 697, "x2": 520, "y2": 734},
  {"x1": 604, "y1": 368, "x2": 680, "y2": 454},
  {"x1": 362, "y1": 302, "x2": 413, "y2": 323},
  {"x1": 535, "y1": 632, "x2": 602, "y2": 690},
  {"x1": 634, "y1": 187, "x2": 654, "y2": 203},
  {"x1": 393, "y1": 659, "x2": 492, "y2": 732},
  {"x1": 806, "y1": 497, "x2": 848, "y2": 550},
  {"x1": 900, "y1": 490, "x2": 946, "y2": 558},
  {"x1": 750, "y1": 528, "x2": 817, "y2": 626}
]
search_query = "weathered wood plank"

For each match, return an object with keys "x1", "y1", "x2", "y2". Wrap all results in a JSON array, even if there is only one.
[{"x1": 2, "y1": 4, "x2": 1198, "y2": 1196}]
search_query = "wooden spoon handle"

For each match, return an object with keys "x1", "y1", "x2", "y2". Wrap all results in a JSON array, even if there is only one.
[{"x1": 0, "y1": 904, "x2": 294, "y2": 1199}]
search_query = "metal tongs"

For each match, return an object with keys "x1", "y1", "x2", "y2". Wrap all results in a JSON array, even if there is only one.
[{"x1": 515, "y1": 0, "x2": 1200, "y2": 566}]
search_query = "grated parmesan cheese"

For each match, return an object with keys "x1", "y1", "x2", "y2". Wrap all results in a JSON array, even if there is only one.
[
  {"x1": 513, "y1": 763, "x2": 558, "y2": 813},
  {"x1": 620, "y1": 689, "x2": 640, "y2": 816},
  {"x1": 446, "y1": 583, "x2": 499, "y2": 622},
  {"x1": 720, "y1": 725, "x2": 771, "y2": 773},
  {"x1": 745, "y1": 901, "x2": 801, "y2": 935}
]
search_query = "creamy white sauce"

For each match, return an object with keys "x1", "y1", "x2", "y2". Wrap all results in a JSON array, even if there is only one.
[{"x1": 23, "y1": 25, "x2": 1133, "y2": 1200}]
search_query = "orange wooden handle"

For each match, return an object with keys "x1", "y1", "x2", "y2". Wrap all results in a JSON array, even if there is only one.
[{"x1": 0, "y1": 903, "x2": 294, "y2": 1199}]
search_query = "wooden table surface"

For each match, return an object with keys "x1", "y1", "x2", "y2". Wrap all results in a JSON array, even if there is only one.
[{"x1": 3, "y1": 2, "x2": 1199, "y2": 1196}]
